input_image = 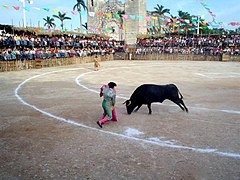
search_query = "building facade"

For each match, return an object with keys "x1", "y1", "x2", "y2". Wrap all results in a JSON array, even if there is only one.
[{"x1": 86, "y1": 0, "x2": 147, "y2": 45}]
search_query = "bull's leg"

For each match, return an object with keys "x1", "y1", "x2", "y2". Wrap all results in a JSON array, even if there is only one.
[
  {"x1": 147, "y1": 103, "x2": 152, "y2": 114},
  {"x1": 134, "y1": 104, "x2": 142, "y2": 112}
]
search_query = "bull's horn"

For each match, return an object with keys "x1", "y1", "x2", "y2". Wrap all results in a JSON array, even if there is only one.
[{"x1": 123, "y1": 100, "x2": 127, "y2": 105}]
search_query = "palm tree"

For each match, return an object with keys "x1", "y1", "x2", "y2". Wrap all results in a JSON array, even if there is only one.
[
  {"x1": 53, "y1": 12, "x2": 71, "y2": 31},
  {"x1": 73, "y1": 0, "x2": 87, "y2": 33},
  {"x1": 82, "y1": 22, "x2": 88, "y2": 33},
  {"x1": 152, "y1": 4, "x2": 170, "y2": 35},
  {"x1": 43, "y1": 16, "x2": 56, "y2": 30},
  {"x1": 178, "y1": 10, "x2": 191, "y2": 19}
]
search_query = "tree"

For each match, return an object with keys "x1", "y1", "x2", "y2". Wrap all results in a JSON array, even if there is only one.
[
  {"x1": 43, "y1": 16, "x2": 56, "y2": 30},
  {"x1": 73, "y1": 0, "x2": 87, "y2": 33},
  {"x1": 82, "y1": 22, "x2": 88, "y2": 33},
  {"x1": 152, "y1": 4, "x2": 170, "y2": 35},
  {"x1": 178, "y1": 10, "x2": 191, "y2": 19},
  {"x1": 53, "y1": 12, "x2": 71, "y2": 31}
]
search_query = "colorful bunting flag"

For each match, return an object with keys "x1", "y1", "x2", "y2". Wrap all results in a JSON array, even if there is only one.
[
  {"x1": 23, "y1": 7, "x2": 30, "y2": 11},
  {"x1": 28, "y1": 0, "x2": 34, "y2": 5},
  {"x1": 71, "y1": 10, "x2": 77, "y2": 15},
  {"x1": 152, "y1": 16, "x2": 158, "y2": 20},
  {"x1": 43, "y1": 8, "x2": 50, "y2": 12},
  {"x1": 2, "y1": 5, "x2": 9, "y2": 8},
  {"x1": 165, "y1": 18, "x2": 170, "y2": 22},
  {"x1": 105, "y1": 12, "x2": 112, "y2": 18},
  {"x1": 138, "y1": 16, "x2": 143, "y2": 20},
  {"x1": 97, "y1": 11, "x2": 103, "y2": 17},
  {"x1": 114, "y1": 14, "x2": 120, "y2": 18},
  {"x1": 130, "y1": 15, "x2": 135, "y2": 19},
  {"x1": 52, "y1": 9, "x2": 59, "y2": 13},
  {"x1": 33, "y1": 7, "x2": 40, "y2": 11},
  {"x1": 121, "y1": 14, "x2": 128, "y2": 19},
  {"x1": 145, "y1": 16, "x2": 151, "y2": 21},
  {"x1": 89, "y1": 12, "x2": 95, "y2": 17},
  {"x1": 13, "y1": 6, "x2": 20, "y2": 10}
]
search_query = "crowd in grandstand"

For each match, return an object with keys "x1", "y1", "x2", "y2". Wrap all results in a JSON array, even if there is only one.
[
  {"x1": 136, "y1": 35, "x2": 240, "y2": 55},
  {"x1": 0, "y1": 31, "x2": 240, "y2": 61},
  {"x1": 0, "y1": 33, "x2": 117, "y2": 61}
]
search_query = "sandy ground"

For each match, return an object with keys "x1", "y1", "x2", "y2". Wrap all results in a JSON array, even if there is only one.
[{"x1": 0, "y1": 60, "x2": 240, "y2": 180}]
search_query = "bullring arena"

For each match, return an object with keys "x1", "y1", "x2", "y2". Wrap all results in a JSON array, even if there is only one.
[{"x1": 1, "y1": 59, "x2": 240, "y2": 179}]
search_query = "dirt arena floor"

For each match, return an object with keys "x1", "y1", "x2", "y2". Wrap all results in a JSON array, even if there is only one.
[{"x1": 0, "y1": 60, "x2": 240, "y2": 179}]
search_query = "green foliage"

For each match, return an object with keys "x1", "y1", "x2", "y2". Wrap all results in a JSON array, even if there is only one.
[
  {"x1": 53, "y1": 12, "x2": 71, "y2": 30},
  {"x1": 43, "y1": 16, "x2": 56, "y2": 29},
  {"x1": 73, "y1": 0, "x2": 87, "y2": 33}
]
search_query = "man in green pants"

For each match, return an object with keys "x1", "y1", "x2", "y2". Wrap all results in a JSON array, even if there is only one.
[{"x1": 97, "y1": 82, "x2": 117, "y2": 128}]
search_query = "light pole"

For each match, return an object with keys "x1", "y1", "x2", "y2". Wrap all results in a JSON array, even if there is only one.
[
  {"x1": 21, "y1": 0, "x2": 27, "y2": 28},
  {"x1": 19, "y1": 0, "x2": 33, "y2": 28}
]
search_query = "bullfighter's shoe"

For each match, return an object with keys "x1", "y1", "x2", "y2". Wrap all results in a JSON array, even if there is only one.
[{"x1": 97, "y1": 121, "x2": 102, "y2": 128}]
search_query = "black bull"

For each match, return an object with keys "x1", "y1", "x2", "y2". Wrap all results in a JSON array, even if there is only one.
[{"x1": 123, "y1": 84, "x2": 188, "y2": 114}]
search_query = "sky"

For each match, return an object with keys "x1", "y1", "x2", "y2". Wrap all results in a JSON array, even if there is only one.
[{"x1": 0, "y1": 0, "x2": 239, "y2": 32}]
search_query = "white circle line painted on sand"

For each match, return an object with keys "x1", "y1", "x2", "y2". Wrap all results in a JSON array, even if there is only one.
[
  {"x1": 195, "y1": 72, "x2": 240, "y2": 79},
  {"x1": 14, "y1": 67, "x2": 240, "y2": 159}
]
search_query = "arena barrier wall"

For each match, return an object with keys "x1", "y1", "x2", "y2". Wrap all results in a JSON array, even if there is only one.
[
  {"x1": 1, "y1": 53, "x2": 239, "y2": 72},
  {"x1": 114, "y1": 52, "x2": 240, "y2": 62},
  {"x1": 0, "y1": 54, "x2": 113, "y2": 72}
]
